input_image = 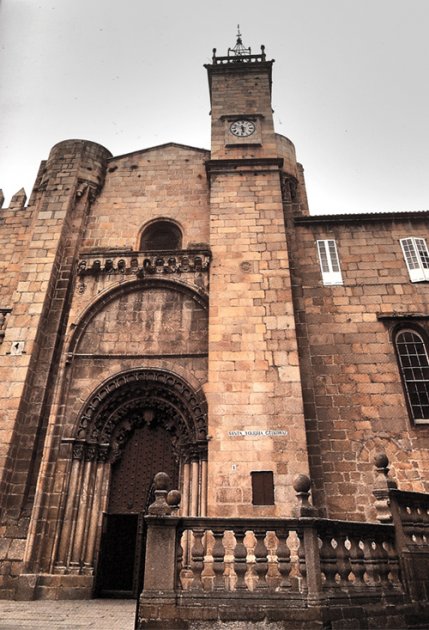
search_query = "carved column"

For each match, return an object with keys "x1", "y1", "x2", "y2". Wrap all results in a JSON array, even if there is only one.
[
  {"x1": 190, "y1": 458, "x2": 199, "y2": 517},
  {"x1": 200, "y1": 457, "x2": 208, "y2": 516},
  {"x1": 69, "y1": 452, "x2": 94, "y2": 573},
  {"x1": 54, "y1": 444, "x2": 85, "y2": 573},
  {"x1": 83, "y1": 448, "x2": 108, "y2": 574}
]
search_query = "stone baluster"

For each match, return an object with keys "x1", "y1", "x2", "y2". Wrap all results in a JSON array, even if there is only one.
[
  {"x1": 348, "y1": 534, "x2": 366, "y2": 587},
  {"x1": 296, "y1": 531, "x2": 307, "y2": 590},
  {"x1": 189, "y1": 527, "x2": 205, "y2": 591},
  {"x1": 212, "y1": 529, "x2": 226, "y2": 591},
  {"x1": 254, "y1": 528, "x2": 268, "y2": 590},
  {"x1": 275, "y1": 528, "x2": 291, "y2": 590},
  {"x1": 362, "y1": 538, "x2": 378, "y2": 586},
  {"x1": 384, "y1": 538, "x2": 401, "y2": 587},
  {"x1": 373, "y1": 533, "x2": 390, "y2": 588},
  {"x1": 319, "y1": 532, "x2": 337, "y2": 588},
  {"x1": 336, "y1": 533, "x2": 351, "y2": 587},
  {"x1": 177, "y1": 531, "x2": 185, "y2": 589},
  {"x1": 233, "y1": 528, "x2": 248, "y2": 590}
]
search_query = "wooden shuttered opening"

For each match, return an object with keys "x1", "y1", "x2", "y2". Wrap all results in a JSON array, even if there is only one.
[{"x1": 251, "y1": 471, "x2": 275, "y2": 505}]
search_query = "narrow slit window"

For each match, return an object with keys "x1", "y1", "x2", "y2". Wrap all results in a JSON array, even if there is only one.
[
  {"x1": 400, "y1": 237, "x2": 429, "y2": 282},
  {"x1": 251, "y1": 471, "x2": 275, "y2": 505},
  {"x1": 317, "y1": 240, "x2": 343, "y2": 285},
  {"x1": 395, "y1": 328, "x2": 429, "y2": 424}
]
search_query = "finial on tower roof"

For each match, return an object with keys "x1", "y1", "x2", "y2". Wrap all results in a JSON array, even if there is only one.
[{"x1": 228, "y1": 25, "x2": 252, "y2": 57}]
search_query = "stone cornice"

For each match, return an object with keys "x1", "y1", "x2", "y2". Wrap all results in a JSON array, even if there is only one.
[
  {"x1": 206, "y1": 157, "x2": 283, "y2": 177},
  {"x1": 294, "y1": 210, "x2": 429, "y2": 226}
]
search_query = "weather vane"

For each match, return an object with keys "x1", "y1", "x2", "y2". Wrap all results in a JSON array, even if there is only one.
[{"x1": 228, "y1": 24, "x2": 251, "y2": 57}]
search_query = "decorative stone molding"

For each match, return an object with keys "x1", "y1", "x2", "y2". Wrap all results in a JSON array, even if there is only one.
[
  {"x1": 76, "y1": 249, "x2": 211, "y2": 293},
  {"x1": 75, "y1": 368, "x2": 208, "y2": 461}
]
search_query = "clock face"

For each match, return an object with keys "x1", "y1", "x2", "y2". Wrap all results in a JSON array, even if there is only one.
[{"x1": 229, "y1": 119, "x2": 256, "y2": 137}]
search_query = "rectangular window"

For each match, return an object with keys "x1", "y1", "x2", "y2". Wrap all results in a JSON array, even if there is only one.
[
  {"x1": 251, "y1": 471, "x2": 275, "y2": 505},
  {"x1": 317, "y1": 239, "x2": 343, "y2": 285},
  {"x1": 400, "y1": 237, "x2": 429, "y2": 282}
]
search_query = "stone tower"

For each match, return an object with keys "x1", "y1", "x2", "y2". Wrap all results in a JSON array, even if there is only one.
[{"x1": 205, "y1": 39, "x2": 310, "y2": 516}]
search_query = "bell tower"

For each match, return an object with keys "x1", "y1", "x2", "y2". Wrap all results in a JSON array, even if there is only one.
[
  {"x1": 205, "y1": 32, "x2": 310, "y2": 518},
  {"x1": 206, "y1": 29, "x2": 277, "y2": 160}
]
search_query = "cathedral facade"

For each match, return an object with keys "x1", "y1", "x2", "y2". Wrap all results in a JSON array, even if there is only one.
[{"x1": 0, "y1": 36, "x2": 428, "y2": 605}]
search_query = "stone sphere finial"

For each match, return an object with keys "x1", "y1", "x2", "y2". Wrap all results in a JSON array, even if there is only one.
[
  {"x1": 167, "y1": 489, "x2": 181, "y2": 509},
  {"x1": 154, "y1": 471, "x2": 170, "y2": 491},
  {"x1": 374, "y1": 452, "x2": 389, "y2": 469},
  {"x1": 293, "y1": 473, "x2": 317, "y2": 517},
  {"x1": 293, "y1": 473, "x2": 311, "y2": 494}
]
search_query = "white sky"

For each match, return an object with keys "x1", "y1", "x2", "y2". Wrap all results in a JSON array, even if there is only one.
[{"x1": 0, "y1": 0, "x2": 428, "y2": 214}]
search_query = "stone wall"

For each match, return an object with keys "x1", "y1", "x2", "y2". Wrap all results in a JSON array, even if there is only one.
[
  {"x1": 206, "y1": 163, "x2": 309, "y2": 518},
  {"x1": 287, "y1": 213, "x2": 429, "y2": 520},
  {"x1": 81, "y1": 143, "x2": 210, "y2": 251}
]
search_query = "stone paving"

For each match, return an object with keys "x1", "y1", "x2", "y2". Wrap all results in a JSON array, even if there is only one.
[{"x1": 0, "y1": 599, "x2": 136, "y2": 629}]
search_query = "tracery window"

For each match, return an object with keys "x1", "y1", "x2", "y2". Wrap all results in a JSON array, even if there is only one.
[
  {"x1": 140, "y1": 220, "x2": 182, "y2": 251},
  {"x1": 395, "y1": 327, "x2": 429, "y2": 424}
]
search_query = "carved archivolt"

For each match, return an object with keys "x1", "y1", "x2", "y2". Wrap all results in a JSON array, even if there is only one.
[{"x1": 74, "y1": 368, "x2": 208, "y2": 463}]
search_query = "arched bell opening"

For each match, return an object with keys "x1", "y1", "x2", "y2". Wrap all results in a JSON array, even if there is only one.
[{"x1": 52, "y1": 368, "x2": 208, "y2": 597}]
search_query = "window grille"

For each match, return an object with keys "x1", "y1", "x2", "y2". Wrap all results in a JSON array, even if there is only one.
[
  {"x1": 395, "y1": 328, "x2": 429, "y2": 424},
  {"x1": 400, "y1": 237, "x2": 429, "y2": 282},
  {"x1": 317, "y1": 240, "x2": 343, "y2": 285}
]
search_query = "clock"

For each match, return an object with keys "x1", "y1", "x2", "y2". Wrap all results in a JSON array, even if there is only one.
[{"x1": 229, "y1": 119, "x2": 256, "y2": 137}]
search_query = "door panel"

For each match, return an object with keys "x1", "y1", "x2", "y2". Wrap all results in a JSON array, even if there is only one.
[
  {"x1": 95, "y1": 419, "x2": 179, "y2": 597},
  {"x1": 96, "y1": 513, "x2": 138, "y2": 597},
  {"x1": 109, "y1": 422, "x2": 178, "y2": 514}
]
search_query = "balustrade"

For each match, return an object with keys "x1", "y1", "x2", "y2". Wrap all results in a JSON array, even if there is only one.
[
  {"x1": 174, "y1": 517, "x2": 402, "y2": 598},
  {"x1": 138, "y1": 468, "x2": 429, "y2": 628}
]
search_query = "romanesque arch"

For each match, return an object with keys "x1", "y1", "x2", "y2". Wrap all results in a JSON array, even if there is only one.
[{"x1": 53, "y1": 367, "x2": 208, "y2": 587}]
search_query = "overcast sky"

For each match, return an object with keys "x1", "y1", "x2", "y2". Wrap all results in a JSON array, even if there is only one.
[{"x1": 1, "y1": 0, "x2": 428, "y2": 214}]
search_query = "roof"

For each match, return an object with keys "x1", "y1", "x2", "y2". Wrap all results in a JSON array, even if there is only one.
[{"x1": 109, "y1": 142, "x2": 210, "y2": 161}]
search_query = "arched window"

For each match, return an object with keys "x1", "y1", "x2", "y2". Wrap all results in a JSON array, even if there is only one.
[
  {"x1": 395, "y1": 328, "x2": 429, "y2": 424},
  {"x1": 140, "y1": 221, "x2": 182, "y2": 251}
]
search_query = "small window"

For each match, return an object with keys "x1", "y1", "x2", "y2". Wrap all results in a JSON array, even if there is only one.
[
  {"x1": 317, "y1": 239, "x2": 343, "y2": 285},
  {"x1": 140, "y1": 221, "x2": 182, "y2": 251},
  {"x1": 251, "y1": 471, "x2": 275, "y2": 505},
  {"x1": 400, "y1": 237, "x2": 429, "y2": 282},
  {"x1": 395, "y1": 328, "x2": 429, "y2": 424}
]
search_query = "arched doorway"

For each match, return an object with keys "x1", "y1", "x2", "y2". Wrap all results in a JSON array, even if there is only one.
[
  {"x1": 53, "y1": 369, "x2": 208, "y2": 598},
  {"x1": 96, "y1": 417, "x2": 179, "y2": 597}
]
